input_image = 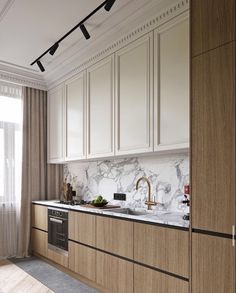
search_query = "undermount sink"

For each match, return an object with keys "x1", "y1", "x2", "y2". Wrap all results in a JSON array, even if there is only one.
[{"x1": 106, "y1": 208, "x2": 147, "y2": 216}]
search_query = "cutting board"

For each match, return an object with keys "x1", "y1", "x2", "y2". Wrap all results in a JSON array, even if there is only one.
[{"x1": 83, "y1": 204, "x2": 120, "y2": 209}]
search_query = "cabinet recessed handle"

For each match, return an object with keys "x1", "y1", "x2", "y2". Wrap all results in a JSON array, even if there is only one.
[{"x1": 233, "y1": 225, "x2": 235, "y2": 247}]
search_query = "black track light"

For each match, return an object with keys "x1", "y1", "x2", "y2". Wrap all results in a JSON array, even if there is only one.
[
  {"x1": 80, "y1": 24, "x2": 90, "y2": 40},
  {"x1": 49, "y1": 43, "x2": 59, "y2": 56},
  {"x1": 36, "y1": 60, "x2": 45, "y2": 72},
  {"x1": 104, "y1": 0, "x2": 116, "y2": 11}
]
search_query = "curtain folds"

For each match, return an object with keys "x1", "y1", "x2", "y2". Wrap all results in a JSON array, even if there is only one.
[{"x1": 17, "y1": 87, "x2": 63, "y2": 257}]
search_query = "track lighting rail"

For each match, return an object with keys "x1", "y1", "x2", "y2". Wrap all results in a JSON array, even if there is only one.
[{"x1": 31, "y1": 0, "x2": 116, "y2": 71}]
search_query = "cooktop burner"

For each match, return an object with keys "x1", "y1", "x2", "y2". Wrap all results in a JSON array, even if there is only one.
[{"x1": 58, "y1": 200, "x2": 89, "y2": 206}]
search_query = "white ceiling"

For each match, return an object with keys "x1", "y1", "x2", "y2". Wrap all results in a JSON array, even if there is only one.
[{"x1": 0, "y1": 0, "x2": 180, "y2": 85}]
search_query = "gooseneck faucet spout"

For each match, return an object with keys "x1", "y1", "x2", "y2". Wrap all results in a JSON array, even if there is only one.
[{"x1": 136, "y1": 176, "x2": 157, "y2": 210}]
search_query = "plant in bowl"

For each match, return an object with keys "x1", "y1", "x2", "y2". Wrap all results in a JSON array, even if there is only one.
[{"x1": 91, "y1": 195, "x2": 108, "y2": 207}]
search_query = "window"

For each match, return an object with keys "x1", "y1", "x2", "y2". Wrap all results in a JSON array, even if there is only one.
[{"x1": 0, "y1": 94, "x2": 22, "y2": 203}]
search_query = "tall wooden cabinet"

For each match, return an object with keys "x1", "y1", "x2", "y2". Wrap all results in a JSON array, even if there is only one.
[{"x1": 191, "y1": 1, "x2": 236, "y2": 292}]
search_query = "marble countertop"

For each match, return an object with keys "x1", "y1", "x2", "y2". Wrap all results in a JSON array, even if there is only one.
[{"x1": 32, "y1": 200, "x2": 189, "y2": 229}]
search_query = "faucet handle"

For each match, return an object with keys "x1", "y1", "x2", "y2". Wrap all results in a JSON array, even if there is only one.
[{"x1": 145, "y1": 200, "x2": 157, "y2": 206}]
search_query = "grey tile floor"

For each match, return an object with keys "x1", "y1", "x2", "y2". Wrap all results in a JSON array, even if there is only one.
[{"x1": 10, "y1": 257, "x2": 99, "y2": 293}]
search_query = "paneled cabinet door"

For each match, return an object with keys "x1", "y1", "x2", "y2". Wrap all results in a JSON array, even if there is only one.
[
  {"x1": 32, "y1": 228, "x2": 48, "y2": 258},
  {"x1": 65, "y1": 72, "x2": 86, "y2": 160},
  {"x1": 115, "y1": 33, "x2": 153, "y2": 155},
  {"x1": 47, "y1": 85, "x2": 65, "y2": 163},
  {"x1": 87, "y1": 56, "x2": 114, "y2": 158},
  {"x1": 192, "y1": 233, "x2": 235, "y2": 293},
  {"x1": 154, "y1": 14, "x2": 189, "y2": 151}
]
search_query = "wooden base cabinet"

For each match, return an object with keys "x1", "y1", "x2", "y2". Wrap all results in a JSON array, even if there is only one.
[
  {"x1": 134, "y1": 223, "x2": 189, "y2": 278},
  {"x1": 69, "y1": 241, "x2": 95, "y2": 282},
  {"x1": 192, "y1": 233, "x2": 235, "y2": 293},
  {"x1": 96, "y1": 251, "x2": 133, "y2": 293},
  {"x1": 96, "y1": 216, "x2": 133, "y2": 259},
  {"x1": 32, "y1": 204, "x2": 48, "y2": 231},
  {"x1": 31, "y1": 228, "x2": 48, "y2": 258},
  {"x1": 134, "y1": 264, "x2": 188, "y2": 293},
  {"x1": 69, "y1": 211, "x2": 95, "y2": 246}
]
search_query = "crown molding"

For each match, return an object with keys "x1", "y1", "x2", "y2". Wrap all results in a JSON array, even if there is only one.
[
  {"x1": 46, "y1": 0, "x2": 189, "y2": 90},
  {"x1": 0, "y1": 61, "x2": 47, "y2": 90}
]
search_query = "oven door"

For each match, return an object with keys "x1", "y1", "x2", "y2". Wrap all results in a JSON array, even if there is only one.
[{"x1": 48, "y1": 208, "x2": 68, "y2": 254}]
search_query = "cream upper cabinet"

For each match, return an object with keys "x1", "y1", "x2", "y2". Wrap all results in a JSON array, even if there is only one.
[
  {"x1": 154, "y1": 15, "x2": 189, "y2": 151},
  {"x1": 65, "y1": 72, "x2": 86, "y2": 161},
  {"x1": 115, "y1": 33, "x2": 153, "y2": 155},
  {"x1": 47, "y1": 84, "x2": 65, "y2": 163},
  {"x1": 87, "y1": 56, "x2": 114, "y2": 158}
]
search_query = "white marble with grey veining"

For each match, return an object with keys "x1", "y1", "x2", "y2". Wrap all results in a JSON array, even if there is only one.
[
  {"x1": 64, "y1": 153, "x2": 189, "y2": 213},
  {"x1": 32, "y1": 200, "x2": 189, "y2": 228}
]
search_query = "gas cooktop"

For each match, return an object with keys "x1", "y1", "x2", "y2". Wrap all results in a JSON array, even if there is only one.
[{"x1": 57, "y1": 200, "x2": 89, "y2": 206}]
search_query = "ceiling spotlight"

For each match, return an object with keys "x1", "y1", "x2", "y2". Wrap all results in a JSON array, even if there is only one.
[
  {"x1": 104, "y1": 0, "x2": 116, "y2": 11},
  {"x1": 80, "y1": 24, "x2": 90, "y2": 40},
  {"x1": 36, "y1": 60, "x2": 45, "y2": 72},
  {"x1": 49, "y1": 43, "x2": 59, "y2": 56}
]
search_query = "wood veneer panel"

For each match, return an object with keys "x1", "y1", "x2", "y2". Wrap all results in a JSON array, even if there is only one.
[
  {"x1": 191, "y1": 0, "x2": 235, "y2": 56},
  {"x1": 134, "y1": 223, "x2": 189, "y2": 278},
  {"x1": 68, "y1": 241, "x2": 95, "y2": 281},
  {"x1": 69, "y1": 211, "x2": 95, "y2": 246},
  {"x1": 191, "y1": 42, "x2": 235, "y2": 234},
  {"x1": 96, "y1": 216, "x2": 133, "y2": 259},
  {"x1": 32, "y1": 204, "x2": 48, "y2": 231},
  {"x1": 32, "y1": 228, "x2": 48, "y2": 258},
  {"x1": 134, "y1": 264, "x2": 189, "y2": 293},
  {"x1": 96, "y1": 251, "x2": 133, "y2": 293},
  {"x1": 192, "y1": 233, "x2": 235, "y2": 293}
]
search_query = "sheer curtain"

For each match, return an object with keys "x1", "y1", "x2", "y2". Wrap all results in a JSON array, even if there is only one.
[{"x1": 0, "y1": 82, "x2": 23, "y2": 258}]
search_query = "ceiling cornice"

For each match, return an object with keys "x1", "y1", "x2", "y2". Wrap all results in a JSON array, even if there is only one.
[
  {"x1": 0, "y1": 61, "x2": 46, "y2": 90},
  {"x1": 46, "y1": 0, "x2": 189, "y2": 90}
]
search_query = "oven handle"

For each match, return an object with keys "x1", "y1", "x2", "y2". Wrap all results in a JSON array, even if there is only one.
[{"x1": 49, "y1": 217, "x2": 63, "y2": 224}]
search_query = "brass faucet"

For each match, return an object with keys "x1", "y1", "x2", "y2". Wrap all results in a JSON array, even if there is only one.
[{"x1": 136, "y1": 176, "x2": 157, "y2": 210}]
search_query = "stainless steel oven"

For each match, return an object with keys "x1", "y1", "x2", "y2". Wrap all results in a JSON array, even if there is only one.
[{"x1": 48, "y1": 208, "x2": 68, "y2": 255}]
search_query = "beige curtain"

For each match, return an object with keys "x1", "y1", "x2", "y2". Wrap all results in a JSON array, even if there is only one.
[{"x1": 17, "y1": 87, "x2": 63, "y2": 257}]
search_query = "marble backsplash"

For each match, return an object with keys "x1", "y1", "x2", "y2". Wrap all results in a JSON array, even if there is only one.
[{"x1": 64, "y1": 153, "x2": 189, "y2": 212}]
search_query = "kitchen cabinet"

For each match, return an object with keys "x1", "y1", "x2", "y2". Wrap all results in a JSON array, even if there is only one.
[
  {"x1": 65, "y1": 72, "x2": 86, "y2": 161},
  {"x1": 192, "y1": 233, "x2": 235, "y2": 293},
  {"x1": 87, "y1": 56, "x2": 114, "y2": 158},
  {"x1": 134, "y1": 223, "x2": 189, "y2": 278},
  {"x1": 96, "y1": 216, "x2": 133, "y2": 259},
  {"x1": 32, "y1": 204, "x2": 48, "y2": 231},
  {"x1": 134, "y1": 264, "x2": 188, "y2": 293},
  {"x1": 96, "y1": 251, "x2": 133, "y2": 293},
  {"x1": 192, "y1": 43, "x2": 235, "y2": 234},
  {"x1": 69, "y1": 211, "x2": 95, "y2": 246},
  {"x1": 47, "y1": 85, "x2": 65, "y2": 163},
  {"x1": 115, "y1": 33, "x2": 153, "y2": 155},
  {"x1": 47, "y1": 247, "x2": 68, "y2": 268},
  {"x1": 191, "y1": 0, "x2": 235, "y2": 57},
  {"x1": 32, "y1": 228, "x2": 48, "y2": 258},
  {"x1": 69, "y1": 241, "x2": 95, "y2": 281},
  {"x1": 154, "y1": 14, "x2": 189, "y2": 151}
]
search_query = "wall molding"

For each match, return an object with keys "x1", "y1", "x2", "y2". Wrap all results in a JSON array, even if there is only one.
[
  {"x1": 46, "y1": 0, "x2": 189, "y2": 90},
  {"x1": 0, "y1": 62, "x2": 47, "y2": 90}
]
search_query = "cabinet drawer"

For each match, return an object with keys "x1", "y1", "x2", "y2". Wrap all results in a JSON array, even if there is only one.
[
  {"x1": 47, "y1": 247, "x2": 68, "y2": 268},
  {"x1": 134, "y1": 223, "x2": 189, "y2": 277},
  {"x1": 96, "y1": 216, "x2": 133, "y2": 259},
  {"x1": 69, "y1": 241, "x2": 95, "y2": 282},
  {"x1": 32, "y1": 205, "x2": 48, "y2": 231},
  {"x1": 96, "y1": 251, "x2": 133, "y2": 293},
  {"x1": 69, "y1": 211, "x2": 95, "y2": 246},
  {"x1": 134, "y1": 264, "x2": 188, "y2": 293},
  {"x1": 32, "y1": 228, "x2": 47, "y2": 258}
]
